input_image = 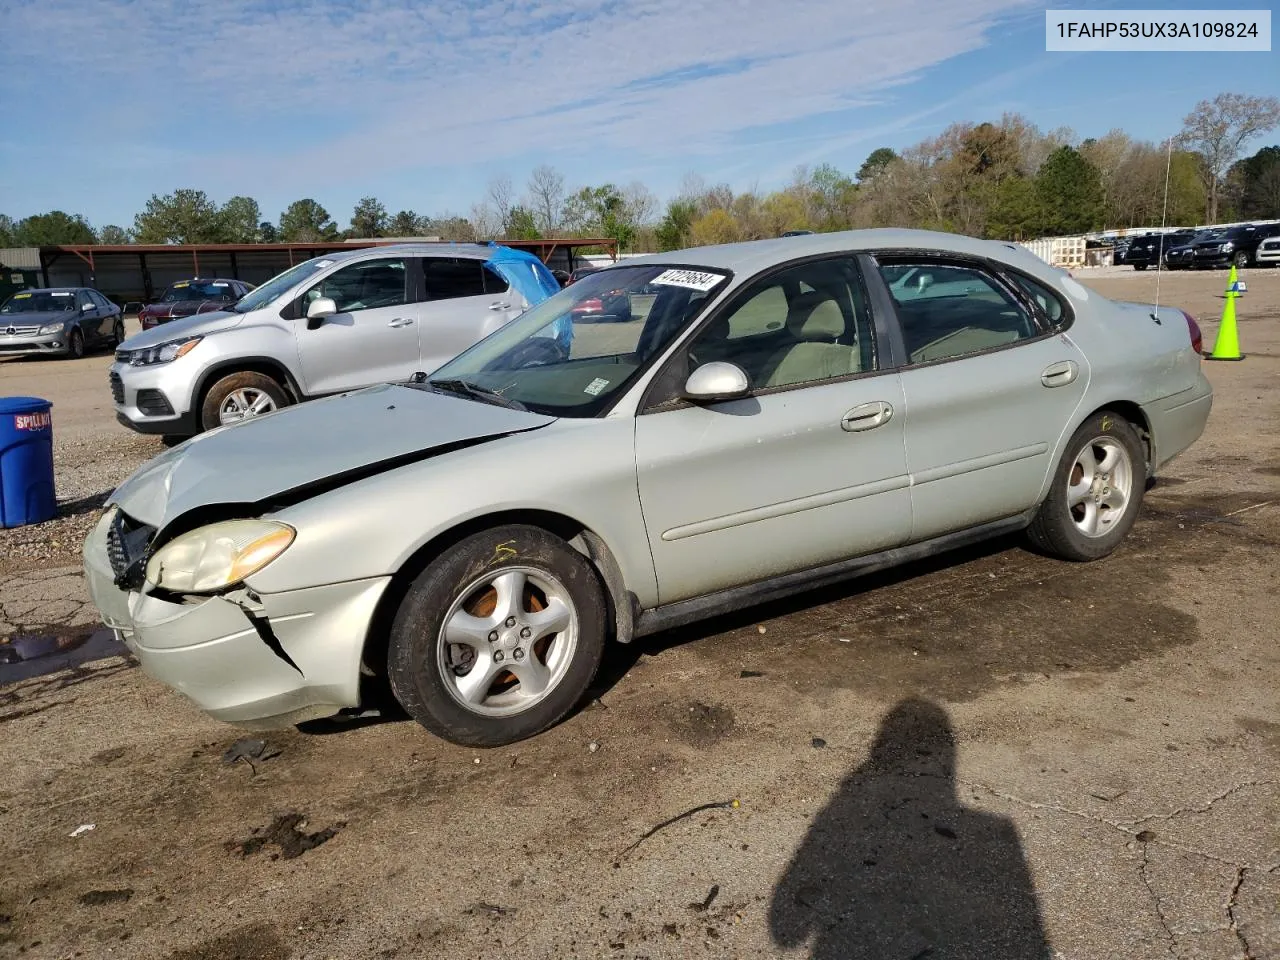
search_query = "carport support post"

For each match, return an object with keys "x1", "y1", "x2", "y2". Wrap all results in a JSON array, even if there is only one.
[
  {"x1": 229, "y1": 251, "x2": 239, "y2": 280},
  {"x1": 138, "y1": 253, "x2": 153, "y2": 302},
  {"x1": 192, "y1": 249, "x2": 200, "y2": 277}
]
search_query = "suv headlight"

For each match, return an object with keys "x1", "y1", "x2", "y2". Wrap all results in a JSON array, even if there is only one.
[
  {"x1": 128, "y1": 336, "x2": 202, "y2": 366},
  {"x1": 1220, "y1": 242, "x2": 1235, "y2": 253},
  {"x1": 145, "y1": 520, "x2": 295, "y2": 593},
  {"x1": 39, "y1": 321, "x2": 67, "y2": 335}
]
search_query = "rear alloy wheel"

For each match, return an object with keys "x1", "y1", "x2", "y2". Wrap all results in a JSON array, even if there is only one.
[
  {"x1": 1027, "y1": 412, "x2": 1146, "y2": 561},
  {"x1": 387, "y1": 525, "x2": 606, "y2": 746},
  {"x1": 200, "y1": 371, "x2": 290, "y2": 431},
  {"x1": 67, "y1": 329, "x2": 85, "y2": 359}
]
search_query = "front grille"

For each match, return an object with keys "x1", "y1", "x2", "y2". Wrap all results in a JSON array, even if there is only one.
[
  {"x1": 136, "y1": 389, "x2": 173, "y2": 416},
  {"x1": 106, "y1": 510, "x2": 156, "y2": 589},
  {"x1": 1, "y1": 324, "x2": 39, "y2": 336},
  {"x1": 109, "y1": 371, "x2": 124, "y2": 404}
]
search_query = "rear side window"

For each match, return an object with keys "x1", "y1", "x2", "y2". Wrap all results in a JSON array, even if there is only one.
[
  {"x1": 422, "y1": 258, "x2": 488, "y2": 300},
  {"x1": 1006, "y1": 273, "x2": 1066, "y2": 325},
  {"x1": 878, "y1": 261, "x2": 1041, "y2": 365},
  {"x1": 483, "y1": 265, "x2": 510, "y2": 294}
]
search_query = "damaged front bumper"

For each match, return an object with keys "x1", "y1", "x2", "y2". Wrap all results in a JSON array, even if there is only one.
[{"x1": 84, "y1": 510, "x2": 390, "y2": 728}]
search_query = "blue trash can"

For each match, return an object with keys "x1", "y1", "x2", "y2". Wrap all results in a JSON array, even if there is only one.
[{"x1": 0, "y1": 396, "x2": 57, "y2": 528}]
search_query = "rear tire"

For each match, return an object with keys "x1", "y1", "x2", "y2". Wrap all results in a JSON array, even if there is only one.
[
  {"x1": 387, "y1": 525, "x2": 606, "y2": 747},
  {"x1": 199, "y1": 371, "x2": 289, "y2": 431},
  {"x1": 1027, "y1": 412, "x2": 1146, "y2": 562}
]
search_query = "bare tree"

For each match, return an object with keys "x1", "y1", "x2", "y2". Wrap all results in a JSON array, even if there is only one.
[
  {"x1": 621, "y1": 181, "x2": 658, "y2": 226},
  {"x1": 486, "y1": 175, "x2": 516, "y2": 232},
  {"x1": 526, "y1": 165, "x2": 566, "y2": 235},
  {"x1": 1180, "y1": 92, "x2": 1280, "y2": 222},
  {"x1": 469, "y1": 201, "x2": 500, "y2": 239}
]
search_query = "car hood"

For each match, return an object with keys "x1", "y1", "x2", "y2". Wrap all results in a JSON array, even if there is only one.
[
  {"x1": 119, "y1": 310, "x2": 245, "y2": 349},
  {"x1": 109, "y1": 383, "x2": 555, "y2": 530},
  {"x1": 0, "y1": 310, "x2": 75, "y2": 327}
]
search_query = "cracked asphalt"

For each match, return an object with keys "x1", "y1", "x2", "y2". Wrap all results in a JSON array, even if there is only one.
[{"x1": 0, "y1": 270, "x2": 1277, "y2": 960}]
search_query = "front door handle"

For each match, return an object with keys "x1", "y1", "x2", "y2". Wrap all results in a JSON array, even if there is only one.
[
  {"x1": 387, "y1": 317, "x2": 415, "y2": 328},
  {"x1": 489, "y1": 302, "x2": 511, "y2": 311},
  {"x1": 841, "y1": 401, "x2": 893, "y2": 432},
  {"x1": 1041, "y1": 360, "x2": 1079, "y2": 387}
]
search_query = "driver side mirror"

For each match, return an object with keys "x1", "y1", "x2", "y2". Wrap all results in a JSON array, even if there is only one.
[
  {"x1": 682, "y1": 361, "x2": 750, "y2": 403},
  {"x1": 305, "y1": 296, "x2": 337, "y2": 329},
  {"x1": 82, "y1": 302, "x2": 94, "y2": 312}
]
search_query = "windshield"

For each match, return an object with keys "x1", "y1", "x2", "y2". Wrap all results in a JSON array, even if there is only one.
[
  {"x1": 233, "y1": 259, "x2": 331, "y2": 313},
  {"x1": 1, "y1": 291, "x2": 78, "y2": 314},
  {"x1": 424, "y1": 264, "x2": 730, "y2": 416},
  {"x1": 161, "y1": 281, "x2": 236, "y2": 302}
]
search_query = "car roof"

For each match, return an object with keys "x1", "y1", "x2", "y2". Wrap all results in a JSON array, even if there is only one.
[
  {"x1": 613, "y1": 228, "x2": 1056, "y2": 279},
  {"x1": 166, "y1": 277, "x2": 239, "y2": 284},
  {"x1": 8, "y1": 287, "x2": 84, "y2": 295},
  {"x1": 322, "y1": 243, "x2": 498, "y2": 263}
]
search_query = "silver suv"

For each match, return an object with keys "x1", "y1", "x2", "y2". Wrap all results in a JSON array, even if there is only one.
[{"x1": 110, "y1": 243, "x2": 558, "y2": 439}]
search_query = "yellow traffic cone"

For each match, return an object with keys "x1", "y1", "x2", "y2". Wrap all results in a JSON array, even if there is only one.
[{"x1": 1206, "y1": 286, "x2": 1243, "y2": 361}]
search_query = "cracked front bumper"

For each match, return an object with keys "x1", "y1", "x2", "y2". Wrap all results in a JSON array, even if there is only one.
[{"x1": 83, "y1": 515, "x2": 391, "y2": 728}]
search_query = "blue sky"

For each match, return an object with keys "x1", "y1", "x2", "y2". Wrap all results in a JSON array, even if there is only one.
[{"x1": 1, "y1": 0, "x2": 1274, "y2": 230}]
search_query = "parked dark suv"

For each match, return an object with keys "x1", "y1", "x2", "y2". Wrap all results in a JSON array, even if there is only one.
[
  {"x1": 139, "y1": 278, "x2": 253, "y2": 330},
  {"x1": 1163, "y1": 230, "x2": 1217, "y2": 270},
  {"x1": 1190, "y1": 223, "x2": 1280, "y2": 269},
  {"x1": 1122, "y1": 230, "x2": 1198, "y2": 270}
]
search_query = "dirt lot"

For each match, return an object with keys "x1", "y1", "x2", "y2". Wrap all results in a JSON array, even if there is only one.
[{"x1": 1, "y1": 270, "x2": 1277, "y2": 960}]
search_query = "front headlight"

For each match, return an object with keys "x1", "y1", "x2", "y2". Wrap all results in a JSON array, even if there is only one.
[
  {"x1": 128, "y1": 336, "x2": 202, "y2": 366},
  {"x1": 1221, "y1": 242, "x2": 1235, "y2": 253},
  {"x1": 145, "y1": 520, "x2": 295, "y2": 593},
  {"x1": 39, "y1": 321, "x2": 67, "y2": 335}
]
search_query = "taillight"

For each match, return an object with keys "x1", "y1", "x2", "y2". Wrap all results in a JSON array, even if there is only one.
[{"x1": 1181, "y1": 309, "x2": 1202, "y2": 355}]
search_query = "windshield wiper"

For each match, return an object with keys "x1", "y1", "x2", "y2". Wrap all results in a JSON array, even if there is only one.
[{"x1": 428, "y1": 378, "x2": 527, "y2": 411}]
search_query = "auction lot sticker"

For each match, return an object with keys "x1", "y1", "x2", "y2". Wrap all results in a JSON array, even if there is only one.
[{"x1": 652, "y1": 269, "x2": 724, "y2": 292}]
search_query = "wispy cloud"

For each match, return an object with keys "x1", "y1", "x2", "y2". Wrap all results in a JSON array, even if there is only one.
[{"x1": 3, "y1": 0, "x2": 1037, "y2": 215}]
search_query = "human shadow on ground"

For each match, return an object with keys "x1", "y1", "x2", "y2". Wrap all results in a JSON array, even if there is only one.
[{"x1": 769, "y1": 697, "x2": 1051, "y2": 960}]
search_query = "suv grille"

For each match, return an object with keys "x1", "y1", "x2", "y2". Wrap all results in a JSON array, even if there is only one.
[
  {"x1": 109, "y1": 371, "x2": 124, "y2": 404},
  {"x1": 106, "y1": 510, "x2": 156, "y2": 589}
]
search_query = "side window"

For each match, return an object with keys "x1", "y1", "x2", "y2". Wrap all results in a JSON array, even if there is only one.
[
  {"x1": 1006, "y1": 273, "x2": 1066, "y2": 326},
  {"x1": 422, "y1": 258, "x2": 487, "y2": 300},
  {"x1": 482, "y1": 265, "x2": 510, "y2": 295},
  {"x1": 303, "y1": 258, "x2": 408, "y2": 313},
  {"x1": 77, "y1": 291, "x2": 95, "y2": 311},
  {"x1": 87, "y1": 291, "x2": 108, "y2": 310},
  {"x1": 878, "y1": 261, "x2": 1040, "y2": 365},
  {"x1": 685, "y1": 257, "x2": 874, "y2": 391}
]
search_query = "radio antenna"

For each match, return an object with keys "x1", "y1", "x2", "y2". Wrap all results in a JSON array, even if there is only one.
[{"x1": 1151, "y1": 134, "x2": 1174, "y2": 322}]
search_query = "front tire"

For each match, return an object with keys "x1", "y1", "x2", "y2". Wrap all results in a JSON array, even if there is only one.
[
  {"x1": 199, "y1": 371, "x2": 289, "y2": 431},
  {"x1": 67, "y1": 329, "x2": 85, "y2": 359},
  {"x1": 1027, "y1": 412, "x2": 1146, "y2": 561},
  {"x1": 1233, "y1": 250, "x2": 1251, "y2": 269},
  {"x1": 110, "y1": 318, "x2": 126, "y2": 347},
  {"x1": 387, "y1": 525, "x2": 606, "y2": 747}
]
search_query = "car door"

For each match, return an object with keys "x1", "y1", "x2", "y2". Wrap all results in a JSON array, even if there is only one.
[
  {"x1": 416, "y1": 257, "x2": 521, "y2": 374},
  {"x1": 293, "y1": 256, "x2": 424, "y2": 394},
  {"x1": 634, "y1": 256, "x2": 912, "y2": 605},
  {"x1": 89, "y1": 291, "x2": 117, "y2": 342},
  {"x1": 75, "y1": 291, "x2": 106, "y2": 343},
  {"x1": 870, "y1": 256, "x2": 1090, "y2": 542}
]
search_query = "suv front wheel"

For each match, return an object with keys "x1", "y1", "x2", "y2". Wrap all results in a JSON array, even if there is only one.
[{"x1": 200, "y1": 371, "x2": 290, "y2": 431}]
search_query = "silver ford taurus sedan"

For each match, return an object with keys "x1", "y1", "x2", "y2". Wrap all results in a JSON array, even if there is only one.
[{"x1": 83, "y1": 229, "x2": 1213, "y2": 746}]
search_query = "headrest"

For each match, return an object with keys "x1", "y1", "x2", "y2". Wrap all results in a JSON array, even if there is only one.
[{"x1": 787, "y1": 291, "x2": 844, "y2": 342}]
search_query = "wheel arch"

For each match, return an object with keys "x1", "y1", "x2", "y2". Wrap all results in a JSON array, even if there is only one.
[
  {"x1": 358, "y1": 509, "x2": 634, "y2": 707},
  {"x1": 1088, "y1": 400, "x2": 1153, "y2": 478},
  {"x1": 193, "y1": 357, "x2": 304, "y2": 414}
]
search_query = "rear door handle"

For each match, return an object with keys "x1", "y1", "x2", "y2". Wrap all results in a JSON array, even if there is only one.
[
  {"x1": 387, "y1": 317, "x2": 415, "y2": 328},
  {"x1": 1041, "y1": 360, "x2": 1079, "y2": 387},
  {"x1": 489, "y1": 302, "x2": 511, "y2": 311},
  {"x1": 841, "y1": 401, "x2": 893, "y2": 432}
]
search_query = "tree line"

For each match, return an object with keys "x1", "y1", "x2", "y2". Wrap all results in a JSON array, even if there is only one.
[{"x1": 2, "y1": 92, "x2": 1276, "y2": 254}]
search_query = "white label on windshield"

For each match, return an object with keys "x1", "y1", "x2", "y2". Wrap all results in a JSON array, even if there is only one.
[
  {"x1": 212, "y1": 282, "x2": 228, "y2": 287},
  {"x1": 51, "y1": 291, "x2": 73, "y2": 296},
  {"x1": 652, "y1": 269, "x2": 722, "y2": 291},
  {"x1": 583, "y1": 377, "x2": 610, "y2": 396},
  {"x1": 314, "y1": 259, "x2": 334, "y2": 268}
]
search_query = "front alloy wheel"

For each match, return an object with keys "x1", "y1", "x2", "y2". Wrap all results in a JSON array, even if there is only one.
[{"x1": 387, "y1": 525, "x2": 606, "y2": 746}]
